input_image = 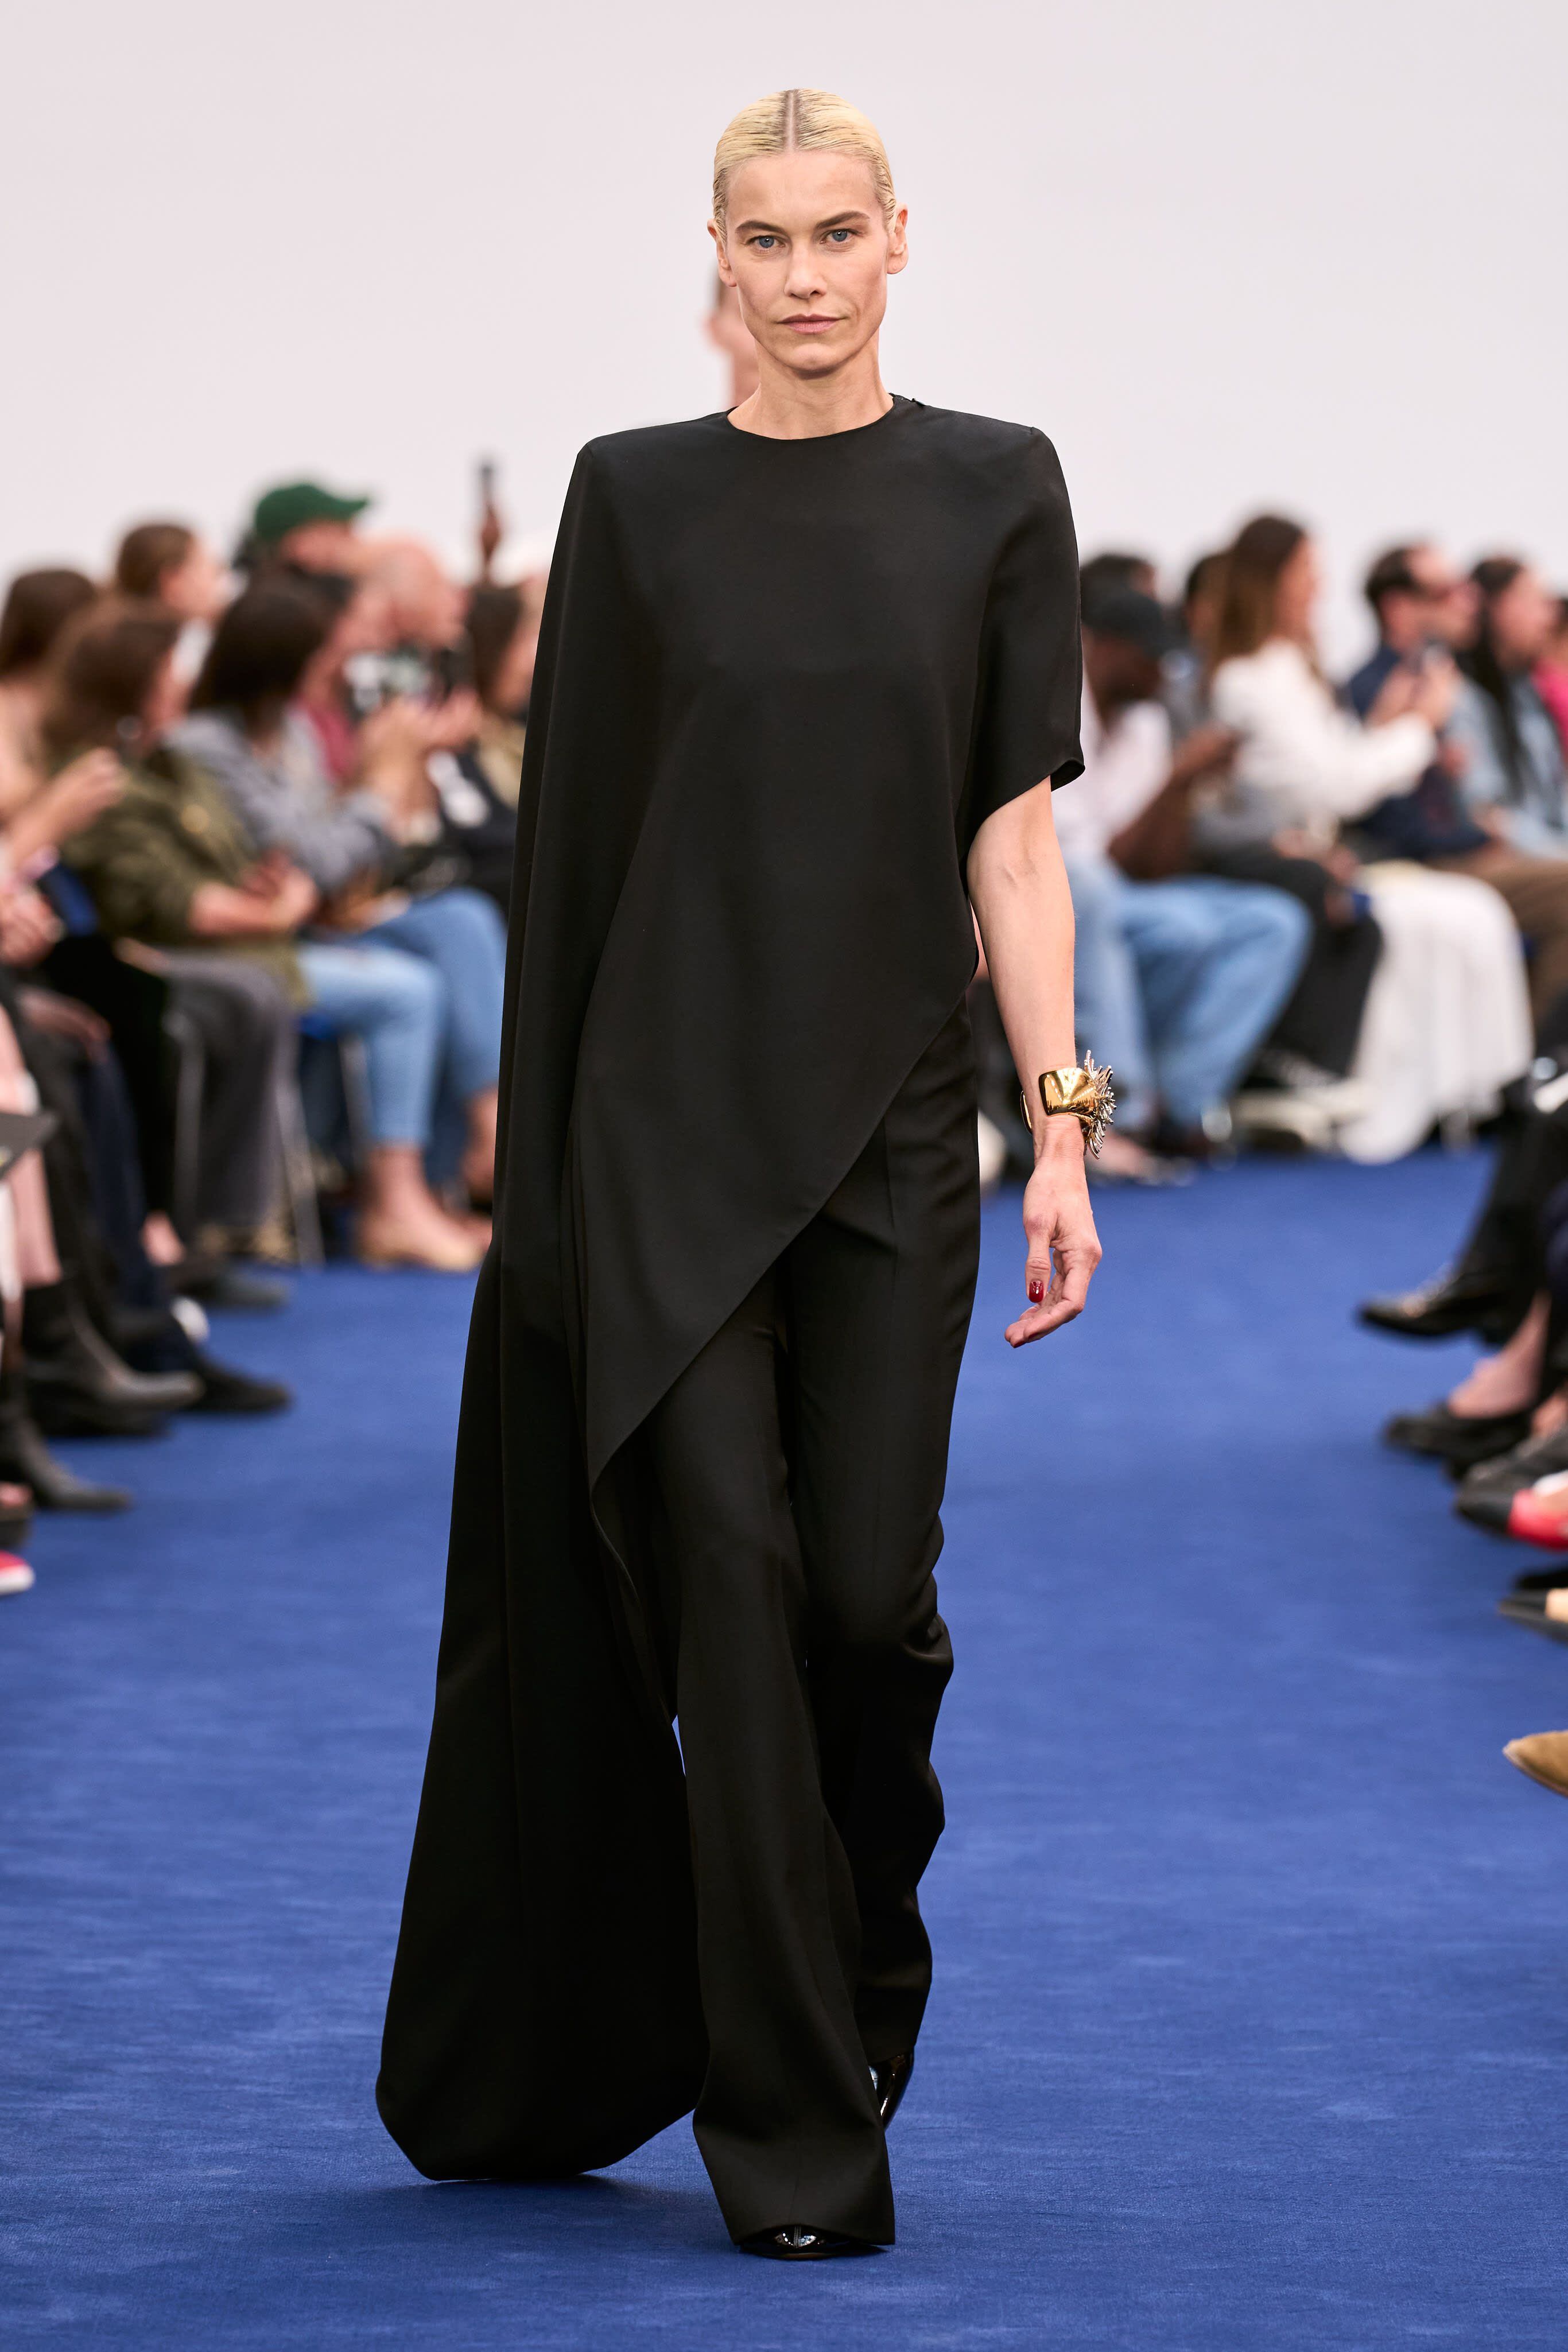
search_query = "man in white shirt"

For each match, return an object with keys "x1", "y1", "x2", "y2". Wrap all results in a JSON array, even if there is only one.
[{"x1": 1055, "y1": 587, "x2": 1311, "y2": 1159}]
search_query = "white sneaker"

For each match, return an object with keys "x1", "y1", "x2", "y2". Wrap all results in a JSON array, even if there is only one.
[{"x1": 0, "y1": 1554, "x2": 35, "y2": 1597}]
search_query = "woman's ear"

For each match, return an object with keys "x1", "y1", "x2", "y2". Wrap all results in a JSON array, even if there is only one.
[{"x1": 708, "y1": 220, "x2": 737, "y2": 288}]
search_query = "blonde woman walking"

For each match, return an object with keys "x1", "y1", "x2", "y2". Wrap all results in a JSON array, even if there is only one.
[{"x1": 379, "y1": 88, "x2": 1099, "y2": 2259}]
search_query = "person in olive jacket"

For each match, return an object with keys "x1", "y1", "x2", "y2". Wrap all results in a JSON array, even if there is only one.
[{"x1": 56, "y1": 599, "x2": 481, "y2": 1268}]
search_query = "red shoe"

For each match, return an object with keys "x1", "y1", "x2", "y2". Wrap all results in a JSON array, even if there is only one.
[
  {"x1": 0, "y1": 1550, "x2": 35, "y2": 1597},
  {"x1": 1507, "y1": 1470, "x2": 1568, "y2": 1548}
]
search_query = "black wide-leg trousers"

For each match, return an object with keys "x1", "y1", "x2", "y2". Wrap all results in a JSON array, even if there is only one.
[{"x1": 640, "y1": 1005, "x2": 980, "y2": 2246}]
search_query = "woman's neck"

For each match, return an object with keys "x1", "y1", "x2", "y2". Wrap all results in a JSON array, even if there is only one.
[{"x1": 729, "y1": 339, "x2": 891, "y2": 441}]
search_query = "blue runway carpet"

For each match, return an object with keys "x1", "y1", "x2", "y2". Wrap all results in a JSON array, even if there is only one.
[{"x1": 4, "y1": 1150, "x2": 1567, "y2": 2347}]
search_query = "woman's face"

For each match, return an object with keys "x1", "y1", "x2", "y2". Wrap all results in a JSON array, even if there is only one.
[
  {"x1": 1491, "y1": 568, "x2": 1558, "y2": 669},
  {"x1": 1273, "y1": 537, "x2": 1321, "y2": 642},
  {"x1": 713, "y1": 150, "x2": 907, "y2": 387},
  {"x1": 160, "y1": 538, "x2": 229, "y2": 625},
  {"x1": 140, "y1": 650, "x2": 187, "y2": 741}
]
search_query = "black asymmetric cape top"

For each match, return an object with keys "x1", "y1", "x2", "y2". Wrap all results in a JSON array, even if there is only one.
[{"x1": 378, "y1": 398, "x2": 1083, "y2": 2181}]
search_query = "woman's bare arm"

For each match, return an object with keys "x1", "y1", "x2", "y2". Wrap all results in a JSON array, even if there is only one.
[{"x1": 968, "y1": 781, "x2": 1103, "y2": 1345}]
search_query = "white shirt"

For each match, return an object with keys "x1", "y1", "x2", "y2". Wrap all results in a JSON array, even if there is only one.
[
  {"x1": 1051, "y1": 688, "x2": 1173, "y2": 864},
  {"x1": 1202, "y1": 639, "x2": 1434, "y2": 844}
]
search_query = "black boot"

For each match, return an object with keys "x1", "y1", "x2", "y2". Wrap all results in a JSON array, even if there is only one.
[
  {"x1": 0, "y1": 1354, "x2": 130, "y2": 1512},
  {"x1": 22, "y1": 1280, "x2": 200, "y2": 1435},
  {"x1": 117, "y1": 1305, "x2": 293, "y2": 1417}
]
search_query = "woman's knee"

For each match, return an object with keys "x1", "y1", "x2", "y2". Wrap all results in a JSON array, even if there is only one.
[{"x1": 360, "y1": 948, "x2": 447, "y2": 1038}]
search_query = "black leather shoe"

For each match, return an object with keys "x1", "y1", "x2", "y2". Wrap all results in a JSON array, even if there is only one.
[
  {"x1": 1454, "y1": 1423, "x2": 1568, "y2": 1530},
  {"x1": 871, "y1": 2052, "x2": 914, "y2": 2129},
  {"x1": 1359, "y1": 1265, "x2": 1517, "y2": 1342},
  {"x1": 121, "y1": 1315, "x2": 293, "y2": 1416},
  {"x1": 739, "y1": 2227, "x2": 874, "y2": 2261},
  {"x1": 1383, "y1": 1402, "x2": 1532, "y2": 1471},
  {"x1": 0, "y1": 1409, "x2": 131, "y2": 1511},
  {"x1": 24, "y1": 1283, "x2": 200, "y2": 1431},
  {"x1": 1498, "y1": 1593, "x2": 1568, "y2": 1645},
  {"x1": 184, "y1": 1353, "x2": 293, "y2": 1415}
]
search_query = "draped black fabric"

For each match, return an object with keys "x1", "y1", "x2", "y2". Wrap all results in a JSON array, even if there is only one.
[{"x1": 377, "y1": 399, "x2": 1082, "y2": 2182}]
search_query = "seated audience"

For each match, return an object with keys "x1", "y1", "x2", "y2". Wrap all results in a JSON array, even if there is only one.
[
  {"x1": 113, "y1": 523, "x2": 229, "y2": 624},
  {"x1": 1197, "y1": 514, "x2": 1531, "y2": 1161},
  {"x1": 1078, "y1": 549, "x2": 1159, "y2": 603},
  {"x1": 60, "y1": 599, "x2": 483, "y2": 1272},
  {"x1": 172, "y1": 581, "x2": 505, "y2": 1206},
  {"x1": 465, "y1": 580, "x2": 540, "y2": 809},
  {"x1": 239, "y1": 480, "x2": 372, "y2": 579},
  {"x1": 364, "y1": 542, "x2": 518, "y2": 914},
  {"x1": 1535, "y1": 594, "x2": 1568, "y2": 754},
  {"x1": 1348, "y1": 546, "x2": 1568, "y2": 1028},
  {"x1": 40, "y1": 600, "x2": 293, "y2": 1268},
  {"x1": 1051, "y1": 585, "x2": 1310, "y2": 1171},
  {"x1": 1163, "y1": 551, "x2": 1225, "y2": 743},
  {"x1": 0, "y1": 569, "x2": 100, "y2": 816},
  {"x1": 1448, "y1": 557, "x2": 1568, "y2": 855}
]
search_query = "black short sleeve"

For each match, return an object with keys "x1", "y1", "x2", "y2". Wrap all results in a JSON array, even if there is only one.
[{"x1": 961, "y1": 430, "x2": 1082, "y2": 855}]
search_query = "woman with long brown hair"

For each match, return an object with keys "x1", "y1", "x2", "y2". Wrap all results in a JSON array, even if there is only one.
[{"x1": 1197, "y1": 514, "x2": 1530, "y2": 1159}]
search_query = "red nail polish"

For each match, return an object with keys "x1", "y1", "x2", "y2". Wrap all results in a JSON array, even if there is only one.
[{"x1": 1027, "y1": 1277, "x2": 1045, "y2": 1304}]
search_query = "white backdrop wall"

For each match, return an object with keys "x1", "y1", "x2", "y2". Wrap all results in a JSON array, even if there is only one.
[{"x1": 6, "y1": 0, "x2": 1565, "y2": 663}]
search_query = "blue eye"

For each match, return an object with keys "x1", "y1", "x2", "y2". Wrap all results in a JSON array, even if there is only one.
[
  {"x1": 753, "y1": 235, "x2": 778, "y2": 250},
  {"x1": 827, "y1": 229, "x2": 852, "y2": 243}
]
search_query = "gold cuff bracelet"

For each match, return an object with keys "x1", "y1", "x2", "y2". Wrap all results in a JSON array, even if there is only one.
[{"x1": 1020, "y1": 1053, "x2": 1116, "y2": 1157}]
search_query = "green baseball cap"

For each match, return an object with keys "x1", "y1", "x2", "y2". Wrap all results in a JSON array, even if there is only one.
[{"x1": 250, "y1": 480, "x2": 371, "y2": 546}]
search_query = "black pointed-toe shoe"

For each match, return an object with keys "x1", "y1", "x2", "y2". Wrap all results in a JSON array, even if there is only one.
[
  {"x1": 1358, "y1": 1265, "x2": 1516, "y2": 1342},
  {"x1": 740, "y1": 2226, "x2": 873, "y2": 2261},
  {"x1": 1381, "y1": 1402, "x2": 1532, "y2": 1473},
  {"x1": 871, "y1": 2052, "x2": 914, "y2": 2129}
]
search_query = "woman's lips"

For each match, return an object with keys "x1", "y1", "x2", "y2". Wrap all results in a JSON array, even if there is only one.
[{"x1": 783, "y1": 316, "x2": 837, "y2": 333}]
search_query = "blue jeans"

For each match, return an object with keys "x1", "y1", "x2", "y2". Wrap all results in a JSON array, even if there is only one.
[
  {"x1": 1068, "y1": 859, "x2": 1310, "y2": 1129},
  {"x1": 299, "y1": 940, "x2": 444, "y2": 1147},
  {"x1": 370, "y1": 888, "x2": 506, "y2": 1101}
]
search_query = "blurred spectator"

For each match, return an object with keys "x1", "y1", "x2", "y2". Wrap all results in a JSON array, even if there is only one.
[
  {"x1": 1449, "y1": 557, "x2": 1567, "y2": 854},
  {"x1": 364, "y1": 543, "x2": 517, "y2": 913},
  {"x1": 1344, "y1": 545, "x2": 1484, "y2": 862},
  {"x1": 705, "y1": 273, "x2": 760, "y2": 408},
  {"x1": 57, "y1": 598, "x2": 482, "y2": 1272},
  {"x1": 297, "y1": 572, "x2": 396, "y2": 785},
  {"x1": 1079, "y1": 550, "x2": 1160, "y2": 603},
  {"x1": 1536, "y1": 595, "x2": 1568, "y2": 754},
  {"x1": 1163, "y1": 551, "x2": 1225, "y2": 743},
  {"x1": 1200, "y1": 514, "x2": 1531, "y2": 1160},
  {"x1": 173, "y1": 581, "x2": 506, "y2": 1209},
  {"x1": 0, "y1": 568, "x2": 99, "y2": 813},
  {"x1": 241, "y1": 480, "x2": 372, "y2": 577},
  {"x1": 1348, "y1": 546, "x2": 1568, "y2": 1026},
  {"x1": 113, "y1": 523, "x2": 229, "y2": 624},
  {"x1": 41, "y1": 601, "x2": 297, "y2": 1259},
  {"x1": 465, "y1": 580, "x2": 540, "y2": 809},
  {"x1": 1051, "y1": 587, "x2": 1310, "y2": 1167}
]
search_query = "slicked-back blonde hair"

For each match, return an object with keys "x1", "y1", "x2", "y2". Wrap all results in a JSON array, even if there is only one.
[{"x1": 712, "y1": 88, "x2": 896, "y2": 243}]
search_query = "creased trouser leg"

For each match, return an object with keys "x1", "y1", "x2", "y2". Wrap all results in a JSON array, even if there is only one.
[{"x1": 643, "y1": 1001, "x2": 979, "y2": 2245}]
